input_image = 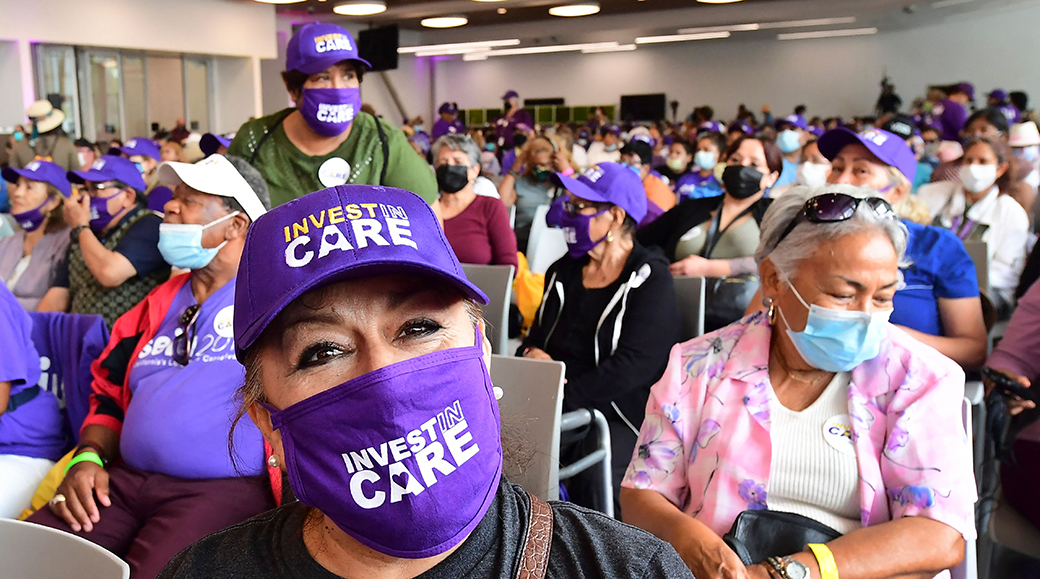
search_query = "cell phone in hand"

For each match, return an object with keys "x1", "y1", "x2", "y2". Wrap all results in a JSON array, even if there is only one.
[{"x1": 982, "y1": 367, "x2": 1040, "y2": 403}]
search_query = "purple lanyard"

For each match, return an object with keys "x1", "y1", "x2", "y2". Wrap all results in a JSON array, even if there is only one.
[{"x1": 950, "y1": 214, "x2": 976, "y2": 241}]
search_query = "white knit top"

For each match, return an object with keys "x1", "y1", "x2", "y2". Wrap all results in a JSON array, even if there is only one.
[{"x1": 767, "y1": 372, "x2": 862, "y2": 534}]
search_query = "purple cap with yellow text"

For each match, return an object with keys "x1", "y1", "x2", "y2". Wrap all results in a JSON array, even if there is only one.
[
  {"x1": 286, "y1": 22, "x2": 371, "y2": 75},
  {"x1": 233, "y1": 185, "x2": 488, "y2": 358}
]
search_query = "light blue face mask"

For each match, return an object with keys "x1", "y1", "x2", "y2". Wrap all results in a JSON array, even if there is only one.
[
  {"x1": 776, "y1": 277, "x2": 891, "y2": 372},
  {"x1": 776, "y1": 130, "x2": 802, "y2": 154},
  {"x1": 694, "y1": 151, "x2": 717, "y2": 171},
  {"x1": 157, "y1": 211, "x2": 239, "y2": 270}
]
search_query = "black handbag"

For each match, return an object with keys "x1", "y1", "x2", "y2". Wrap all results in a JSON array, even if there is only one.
[
  {"x1": 701, "y1": 203, "x2": 761, "y2": 333},
  {"x1": 723, "y1": 510, "x2": 843, "y2": 565}
]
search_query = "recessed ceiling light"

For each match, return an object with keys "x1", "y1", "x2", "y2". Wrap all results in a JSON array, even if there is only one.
[
  {"x1": 549, "y1": 2, "x2": 600, "y2": 17},
  {"x1": 470, "y1": 0, "x2": 508, "y2": 2},
  {"x1": 421, "y1": 15, "x2": 469, "y2": 28},
  {"x1": 498, "y1": 8, "x2": 507, "y2": 14},
  {"x1": 398, "y1": 39, "x2": 520, "y2": 54},
  {"x1": 696, "y1": 0, "x2": 745, "y2": 3},
  {"x1": 777, "y1": 27, "x2": 878, "y2": 40},
  {"x1": 253, "y1": 0, "x2": 307, "y2": 4},
  {"x1": 332, "y1": 1, "x2": 386, "y2": 16},
  {"x1": 635, "y1": 31, "x2": 731, "y2": 44}
]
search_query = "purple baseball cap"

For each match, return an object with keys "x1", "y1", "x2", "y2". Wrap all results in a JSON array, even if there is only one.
[
  {"x1": 808, "y1": 126, "x2": 825, "y2": 138},
  {"x1": 554, "y1": 162, "x2": 647, "y2": 223},
  {"x1": 699, "y1": 121, "x2": 724, "y2": 133},
  {"x1": 501, "y1": 90, "x2": 519, "y2": 101},
  {"x1": 438, "y1": 102, "x2": 458, "y2": 115},
  {"x1": 200, "y1": 133, "x2": 232, "y2": 157},
  {"x1": 727, "y1": 121, "x2": 752, "y2": 135},
  {"x1": 2, "y1": 159, "x2": 72, "y2": 197},
  {"x1": 286, "y1": 22, "x2": 371, "y2": 76},
  {"x1": 601, "y1": 124, "x2": 621, "y2": 137},
  {"x1": 775, "y1": 114, "x2": 808, "y2": 131},
  {"x1": 119, "y1": 138, "x2": 161, "y2": 161},
  {"x1": 818, "y1": 127, "x2": 917, "y2": 183},
  {"x1": 988, "y1": 89, "x2": 1008, "y2": 101},
  {"x1": 954, "y1": 82, "x2": 975, "y2": 100},
  {"x1": 233, "y1": 185, "x2": 488, "y2": 358},
  {"x1": 68, "y1": 155, "x2": 148, "y2": 192}
]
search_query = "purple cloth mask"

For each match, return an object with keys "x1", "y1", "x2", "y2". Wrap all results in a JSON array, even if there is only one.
[
  {"x1": 545, "y1": 196, "x2": 565, "y2": 228},
  {"x1": 12, "y1": 198, "x2": 51, "y2": 232},
  {"x1": 89, "y1": 190, "x2": 123, "y2": 232},
  {"x1": 299, "y1": 87, "x2": 362, "y2": 137},
  {"x1": 265, "y1": 332, "x2": 502, "y2": 558},
  {"x1": 559, "y1": 206, "x2": 609, "y2": 258}
]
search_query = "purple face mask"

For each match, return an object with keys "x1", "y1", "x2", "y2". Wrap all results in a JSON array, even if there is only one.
[
  {"x1": 545, "y1": 196, "x2": 565, "y2": 228},
  {"x1": 89, "y1": 190, "x2": 125, "y2": 232},
  {"x1": 559, "y1": 206, "x2": 609, "y2": 259},
  {"x1": 12, "y1": 197, "x2": 52, "y2": 232},
  {"x1": 264, "y1": 330, "x2": 502, "y2": 559},
  {"x1": 299, "y1": 87, "x2": 362, "y2": 137}
]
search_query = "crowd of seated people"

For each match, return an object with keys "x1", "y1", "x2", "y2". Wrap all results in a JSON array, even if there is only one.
[{"x1": 2, "y1": 19, "x2": 1040, "y2": 578}]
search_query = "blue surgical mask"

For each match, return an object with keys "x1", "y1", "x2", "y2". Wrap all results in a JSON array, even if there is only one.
[
  {"x1": 776, "y1": 130, "x2": 802, "y2": 154},
  {"x1": 157, "y1": 211, "x2": 239, "y2": 270},
  {"x1": 134, "y1": 162, "x2": 144, "y2": 174},
  {"x1": 13, "y1": 131, "x2": 23, "y2": 142},
  {"x1": 694, "y1": 151, "x2": 717, "y2": 171},
  {"x1": 777, "y1": 277, "x2": 891, "y2": 372},
  {"x1": 622, "y1": 163, "x2": 641, "y2": 176},
  {"x1": 604, "y1": 143, "x2": 618, "y2": 152}
]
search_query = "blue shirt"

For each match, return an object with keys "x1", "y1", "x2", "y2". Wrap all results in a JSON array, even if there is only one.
[
  {"x1": 891, "y1": 220, "x2": 979, "y2": 336},
  {"x1": 120, "y1": 277, "x2": 264, "y2": 478},
  {"x1": 773, "y1": 158, "x2": 799, "y2": 188},
  {"x1": 675, "y1": 171, "x2": 723, "y2": 201},
  {"x1": 911, "y1": 162, "x2": 933, "y2": 193}
]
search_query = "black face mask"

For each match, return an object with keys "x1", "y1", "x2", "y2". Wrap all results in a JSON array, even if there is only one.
[
  {"x1": 513, "y1": 134, "x2": 528, "y2": 149},
  {"x1": 436, "y1": 164, "x2": 471, "y2": 194},
  {"x1": 722, "y1": 165, "x2": 765, "y2": 199}
]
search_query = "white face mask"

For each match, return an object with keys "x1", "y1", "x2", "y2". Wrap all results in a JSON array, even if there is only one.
[
  {"x1": 77, "y1": 152, "x2": 86, "y2": 168},
  {"x1": 796, "y1": 162, "x2": 830, "y2": 188},
  {"x1": 959, "y1": 164, "x2": 999, "y2": 193}
]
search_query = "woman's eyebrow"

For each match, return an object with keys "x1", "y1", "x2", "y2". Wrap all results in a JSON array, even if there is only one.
[{"x1": 281, "y1": 309, "x2": 342, "y2": 332}]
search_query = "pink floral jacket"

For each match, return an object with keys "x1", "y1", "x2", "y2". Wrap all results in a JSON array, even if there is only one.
[{"x1": 622, "y1": 311, "x2": 977, "y2": 543}]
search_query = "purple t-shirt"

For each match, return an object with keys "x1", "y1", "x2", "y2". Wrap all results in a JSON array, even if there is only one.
[
  {"x1": 935, "y1": 99, "x2": 968, "y2": 141},
  {"x1": 494, "y1": 109, "x2": 534, "y2": 149},
  {"x1": 120, "y1": 277, "x2": 264, "y2": 479},
  {"x1": 432, "y1": 118, "x2": 466, "y2": 141}
]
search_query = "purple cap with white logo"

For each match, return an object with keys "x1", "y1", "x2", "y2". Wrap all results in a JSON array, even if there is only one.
[
  {"x1": 501, "y1": 90, "x2": 519, "y2": 101},
  {"x1": 818, "y1": 127, "x2": 917, "y2": 183},
  {"x1": 775, "y1": 114, "x2": 808, "y2": 131},
  {"x1": 119, "y1": 138, "x2": 161, "y2": 161},
  {"x1": 955, "y1": 82, "x2": 975, "y2": 100},
  {"x1": 554, "y1": 162, "x2": 648, "y2": 223},
  {"x1": 286, "y1": 22, "x2": 371, "y2": 76},
  {"x1": 2, "y1": 159, "x2": 72, "y2": 197},
  {"x1": 699, "y1": 121, "x2": 724, "y2": 133},
  {"x1": 988, "y1": 89, "x2": 1008, "y2": 101},
  {"x1": 233, "y1": 185, "x2": 488, "y2": 358},
  {"x1": 200, "y1": 133, "x2": 232, "y2": 157},
  {"x1": 68, "y1": 155, "x2": 148, "y2": 192},
  {"x1": 727, "y1": 121, "x2": 753, "y2": 135},
  {"x1": 438, "y1": 102, "x2": 458, "y2": 115}
]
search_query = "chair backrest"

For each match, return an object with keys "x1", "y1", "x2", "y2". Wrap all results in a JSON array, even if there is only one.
[
  {"x1": 525, "y1": 204, "x2": 550, "y2": 256},
  {"x1": 964, "y1": 240, "x2": 989, "y2": 293},
  {"x1": 508, "y1": 204, "x2": 517, "y2": 229},
  {"x1": 461, "y1": 264, "x2": 515, "y2": 356},
  {"x1": 489, "y1": 354, "x2": 565, "y2": 502},
  {"x1": 950, "y1": 396, "x2": 978, "y2": 579},
  {"x1": 673, "y1": 276, "x2": 706, "y2": 341},
  {"x1": 528, "y1": 228, "x2": 568, "y2": 275},
  {"x1": 0, "y1": 518, "x2": 129, "y2": 579}
]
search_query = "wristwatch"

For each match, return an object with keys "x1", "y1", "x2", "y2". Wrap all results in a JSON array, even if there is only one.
[
  {"x1": 71, "y1": 225, "x2": 89, "y2": 240},
  {"x1": 766, "y1": 556, "x2": 810, "y2": 579}
]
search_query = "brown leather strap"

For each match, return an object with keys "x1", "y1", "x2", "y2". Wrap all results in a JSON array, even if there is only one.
[{"x1": 515, "y1": 491, "x2": 554, "y2": 579}]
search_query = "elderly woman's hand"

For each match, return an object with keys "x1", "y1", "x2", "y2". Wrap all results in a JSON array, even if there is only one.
[
  {"x1": 669, "y1": 256, "x2": 731, "y2": 278},
  {"x1": 677, "y1": 530, "x2": 756, "y2": 579},
  {"x1": 984, "y1": 368, "x2": 1037, "y2": 415},
  {"x1": 523, "y1": 347, "x2": 553, "y2": 361}
]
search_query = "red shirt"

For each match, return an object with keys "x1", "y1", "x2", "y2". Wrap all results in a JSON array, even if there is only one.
[{"x1": 443, "y1": 195, "x2": 519, "y2": 270}]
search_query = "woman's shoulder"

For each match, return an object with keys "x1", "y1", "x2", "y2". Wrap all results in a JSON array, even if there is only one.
[{"x1": 881, "y1": 324, "x2": 964, "y2": 383}]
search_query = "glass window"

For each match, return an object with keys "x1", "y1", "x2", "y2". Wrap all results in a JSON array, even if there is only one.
[
  {"x1": 122, "y1": 55, "x2": 147, "y2": 139},
  {"x1": 184, "y1": 58, "x2": 210, "y2": 133},
  {"x1": 33, "y1": 44, "x2": 80, "y2": 137},
  {"x1": 87, "y1": 53, "x2": 121, "y2": 143}
]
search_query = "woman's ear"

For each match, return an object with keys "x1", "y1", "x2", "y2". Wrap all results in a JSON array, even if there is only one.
[
  {"x1": 764, "y1": 171, "x2": 780, "y2": 190},
  {"x1": 759, "y1": 257, "x2": 781, "y2": 303},
  {"x1": 611, "y1": 206, "x2": 628, "y2": 230},
  {"x1": 248, "y1": 401, "x2": 284, "y2": 467},
  {"x1": 468, "y1": 164, "x2": 481, "y2": 182},
  {"x1": 996, "y1": 161, "x2": 1010, "y2": 180}
]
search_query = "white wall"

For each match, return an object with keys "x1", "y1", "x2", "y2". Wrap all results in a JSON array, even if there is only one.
[
  {"x1": 0, "y1": 41, "x2": 28, "y2": 128},
  {"x1": 213, "y1": 56, "x2": 263, "y2": 135},
  {"x1": 428, "y1": 2, "x2": 1040, "y2": 121}
]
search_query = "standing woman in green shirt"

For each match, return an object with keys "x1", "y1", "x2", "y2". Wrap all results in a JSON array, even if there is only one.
[{"x1": 228, "y1": 23, "x2": 437, "y2": 207}]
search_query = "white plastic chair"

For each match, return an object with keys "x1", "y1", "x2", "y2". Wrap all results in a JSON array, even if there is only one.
[
  {"x1": 673, "y1": 276, "x2": 706, "y2": 341},
  {"x1": 951, "y1": 396, "x2": 978, "y2": 579},
  {"x1": 528, "y1": 228, "x2": 568, "y2": 275},
  {"x1": 490, "y1": 354, "x2": 565, "y2": 502},
  {"x1": 525, "y1": 204, "x2": 550, "y2": 257},
  {"x1": 0, "y1": 518, "x2": 129, "y2": 579},
  {"x1": 461, "y1": 264, "x2": 515, "y2": 356}
]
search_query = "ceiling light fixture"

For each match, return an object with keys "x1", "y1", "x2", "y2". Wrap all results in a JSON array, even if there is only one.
[
  {"x1": 464, "y1": 41, "x2": 622, "y2": 59},
  {"x1": 548, "y1": 2, "x2": 601, "y2": 17},
  {"x1": 757, "y1": 17, "x2": 856, "y2": 29},
  {"x1": 421, "y1": 15, "x2": 469, "y2": 28},
  {"x1": 582, "y1": 43, "x2": 637, "y2": 53},
  {"x1": 777, "y1": 27, "x2": 878, "y2": 40},
  {"x1": 931, "y1": 0, "x2": 975, "y2": 7},
  {"x1": 253, "y1": 0, "x2": 306, "y2": 4},
  {"x1": 696, "y1": 0, "x2": 745, "y2": 3},
  {"x1": 498, "y1": 8, "x2": 507, "y2": 14},
  {"x1": 635, "y1": 31, "x2": 731, "y2": 44},
  {"x1": 469, "y1": 0, "x2": 508, "y2": 2},
  {"x1": 398, "y1": 39, "x2": 521, "y2": 54},
  {"x1": 332, "y1": 1, "x2": 386, "y2": 16},
  {"x1": 677, "y1": 23, "x2": 760, "y2": 34}
]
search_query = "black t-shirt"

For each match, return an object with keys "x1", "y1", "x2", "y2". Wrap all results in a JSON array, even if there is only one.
[
  {"x1": 159, "y1": 479, "x2": 692, "y2": 579},
  {"x1": 54, "y1": 206, "x2": 168, "y2": 288}
]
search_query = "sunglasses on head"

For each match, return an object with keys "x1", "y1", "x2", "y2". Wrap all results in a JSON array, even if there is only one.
[
  {"x1": 172, "y1": 304, "x2": 201, "y2": 366},
  {"x1": 775, "y1": 193, "x2": 895, "y2": 247}
]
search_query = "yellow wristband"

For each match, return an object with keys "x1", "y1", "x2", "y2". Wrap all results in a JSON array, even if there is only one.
[
  {"x1": 64, "y1": 451, "x2": 105, "y2": 475},
  {"x1": 808, "y1": 544, "x2": 839, "y2": 579}
]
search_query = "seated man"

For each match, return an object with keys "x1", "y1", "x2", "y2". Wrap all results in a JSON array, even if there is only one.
[
  {"x1": 27, "y1": 155, "x2": 274, "y2": 579},
  {"x1": 620, "y1": 139, "x2": 675, "y2": 226},
  {"x1": 36, "y1": 156, "x2": 170, "y2": 327}
]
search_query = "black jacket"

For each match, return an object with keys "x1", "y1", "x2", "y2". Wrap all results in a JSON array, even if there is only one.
[
  {"x1": 518, "y1": 242, "x2": 680, "y2": 431},
  {"x1": 636, "y1": 196, "x2": 773, "y2": 261}
]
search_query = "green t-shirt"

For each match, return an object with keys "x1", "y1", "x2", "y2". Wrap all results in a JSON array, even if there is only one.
[{"x1": 228, "y1": 109, "x2": 437, "y2": 207}]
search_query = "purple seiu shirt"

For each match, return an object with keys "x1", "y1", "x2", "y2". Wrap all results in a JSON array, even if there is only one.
[
  {"x1": 494, "y1": 109, "x2": 533, "y2": 149},
  {"x1": 432, "y1": 118, "x2": 467, "y2": 141}
]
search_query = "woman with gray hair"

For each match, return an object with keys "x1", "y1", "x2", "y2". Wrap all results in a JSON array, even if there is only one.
[
  {"x1": 620, "y1": 184, "x2": 977, "y2": 579},
  {"x1": 433, "y1": 134, "x2": 518, "y2": 269}
]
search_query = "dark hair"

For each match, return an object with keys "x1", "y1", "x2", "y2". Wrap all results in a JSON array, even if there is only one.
[
  {"x1": 794, "y1": 105, "x2": 807, "y2": 116},
  {"x1": 696, "y1": 131, "x2": 728, "y2": 155},
  {"x1": 671, "y1": 138, "x2": 695, "y2": 156},
  {"x1": 1010, "y1": 91, "x2": 1029, "y2": 111},
  {"x1": 700, "y1": 106, "x2": 714, "y2": 121},
  {"x1": 281, "y1": 61, "x2": 366, "y2": 98},
  {"x1": 727, "y1": 135, "x2": 783, "y2": 175},
  {"x1": 965, "y1": 108, "x2": 1009, "y2": 135},
  {"x1": 963, "y1": 136, "x2": 1017, "y2": 194}
]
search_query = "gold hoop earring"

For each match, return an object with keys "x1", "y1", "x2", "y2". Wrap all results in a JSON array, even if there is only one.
[
  {"x1": 606, "y1": 231, "x2": 614, "y2": 243},
  {"x1": 765, "y1": 298, "x2": 776, "y2": 324}
]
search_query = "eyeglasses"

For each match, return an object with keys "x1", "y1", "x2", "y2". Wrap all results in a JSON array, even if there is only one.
[
  {"x1": 775, "y1": 193, "x2": 896, "y2": 247},
  {"x1": 562, "y1": 200, "x2": 603, "y2": 216},
  {"x1": 172, "y1": 304, "x2": 201, "y2": 366},
  {"x1": 87, "y1": 182, "x2": 123, "y2": 194}
]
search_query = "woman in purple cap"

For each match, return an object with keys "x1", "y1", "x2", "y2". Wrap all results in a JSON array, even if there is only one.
[
  {"x1": 519, "y1": 163, "x2": 680, "y2": 516},
  {"x1": 494, "y1": 90, "x2": 533, "y2": 151},
  {"x1": 0, "y1": 160, "x2": 72, "y2": 310},
  {"x1": 158, "y1": 184, "x2": 692, "y2": 579},
  {"x1": 432, "y1": 102, "x2": 466, "y2": 141},
  {"x1": 228, "y1": 22, "x2": 437, "y2": 209}
]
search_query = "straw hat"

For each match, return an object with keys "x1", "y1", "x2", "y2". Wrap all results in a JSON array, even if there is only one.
[
  {"x1": 27, "y1": 100, "x2": 65, "y2": 134},
  {"x1": 1009, "y1": 122, "x2": 1040, "y2": 148}
]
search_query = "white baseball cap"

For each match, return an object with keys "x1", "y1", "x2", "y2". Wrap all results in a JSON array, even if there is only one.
[
  {"x1": 158, "y1": 154, "x2": 267, "y2": 222},
  {"x1": 1009, "y1": 122, "x2": 1040, "y2": 148}
]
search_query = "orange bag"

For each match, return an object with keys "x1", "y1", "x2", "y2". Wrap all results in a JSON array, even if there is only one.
[{"x1": 512, "y1": 252, "x2": 544, "y2": 333}]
